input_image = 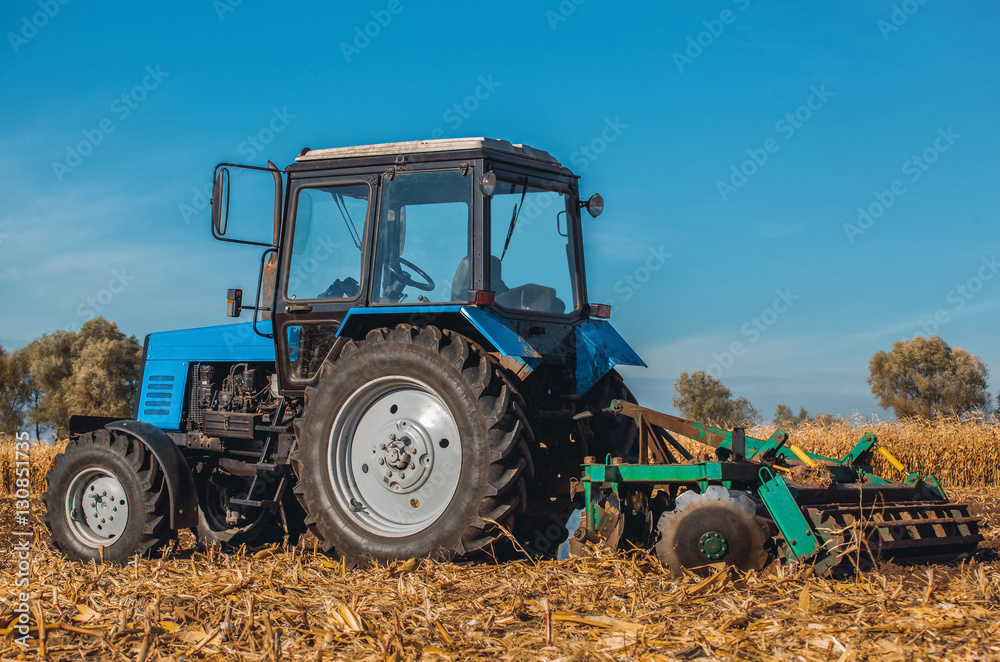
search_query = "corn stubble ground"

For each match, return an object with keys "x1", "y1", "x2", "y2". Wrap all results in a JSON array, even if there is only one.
[{"x1": 2, "y1": 418, "x2": 1000, "y2": 661}]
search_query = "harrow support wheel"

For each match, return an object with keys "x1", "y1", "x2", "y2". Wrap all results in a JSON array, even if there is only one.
[{"x1": 656, "y1": 486, "x2": 771, "y2": 576}]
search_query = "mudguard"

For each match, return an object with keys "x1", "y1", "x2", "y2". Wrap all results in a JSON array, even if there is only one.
[{"x1": 105, "y1": 419, "x2": 198, "y2": 529}]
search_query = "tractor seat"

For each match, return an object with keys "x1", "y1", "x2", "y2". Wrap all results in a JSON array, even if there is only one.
[
  {"x1": 451, "y1": 255, "x2": 508, "y2": 301},
  {"x1": 451, "y1": 256, "x2": 565, "y2": 313}
]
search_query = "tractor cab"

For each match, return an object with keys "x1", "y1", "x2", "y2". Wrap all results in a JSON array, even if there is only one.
[{"x1": 213, "y1": 138, "x2": 641, "y2": 397}]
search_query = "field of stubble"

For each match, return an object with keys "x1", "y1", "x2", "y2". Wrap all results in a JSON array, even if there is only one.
[{"x1": 2, "y1": 419, "x2": 999, "y2": 661}]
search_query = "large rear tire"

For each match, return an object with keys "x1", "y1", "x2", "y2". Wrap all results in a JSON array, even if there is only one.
[
  {"x1": 43, "y1": 429, "x2": 173, "y2": 563},
  {"x1": 292, "y1": 324, "x2": 529, "y2": 564}
]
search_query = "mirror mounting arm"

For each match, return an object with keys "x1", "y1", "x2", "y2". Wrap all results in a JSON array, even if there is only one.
[
  {"x1": 268, "y1": 160, "x2": 282, "y2": 247},
  {"x1": 252, "y1": 247, "x2": 277, "y2": 339},
  {"x1": 210, "y1": 161, "x2": 283, "y2": 248}
]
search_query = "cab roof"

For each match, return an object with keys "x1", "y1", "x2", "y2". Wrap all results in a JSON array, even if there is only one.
[{"x1": 295, "y1": 137, "x2": 562, "y2": 167}]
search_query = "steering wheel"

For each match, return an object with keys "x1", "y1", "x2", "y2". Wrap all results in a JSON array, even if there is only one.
[{"x1": 386, "y1": 256, "x2": 435, "y2": 291}]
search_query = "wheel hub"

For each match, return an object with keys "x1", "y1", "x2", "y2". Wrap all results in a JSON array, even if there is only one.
[
  {"x1": 334, "y1": 376, "x2": 462, "y2": 537},
  {"x1": 698, "y1": 531, "x2": 728, "y2": 560},
  {"x1": 65, "y1": 471, "x2": 130, "y2": 547},
  {"x1": 370, "y1": 420, "x2": 433, "y2": 494}
]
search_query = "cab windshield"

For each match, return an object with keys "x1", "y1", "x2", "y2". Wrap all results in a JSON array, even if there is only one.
[{"x1": 489, "y1": 178, "x2": 577, "y2": 314}]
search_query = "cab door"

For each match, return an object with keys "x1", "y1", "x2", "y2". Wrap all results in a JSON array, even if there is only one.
[{"x1": 274, "y1": 175, "x2": 377, "y2": 392}]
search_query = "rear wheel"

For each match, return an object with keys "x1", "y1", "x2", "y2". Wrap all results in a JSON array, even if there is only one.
[
  {"x1": 293, "y1": 324, "x2": 529, "y2": 564},
  {"x1": 44, "y1": 429, "x2": 173, "y2": 563}
]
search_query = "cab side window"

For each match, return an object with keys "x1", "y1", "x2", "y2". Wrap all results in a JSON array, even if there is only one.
[{"x1": 286, "y1": 183, "x2": 369, "y2": 301}]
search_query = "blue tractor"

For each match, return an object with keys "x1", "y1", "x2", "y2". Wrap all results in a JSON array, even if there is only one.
[
  {"x1": 43, "y1": 139, "x2": 647, "y2": 564},
  {"x1": 44, "y1": 138, "x2": 982, "y2": 574}
]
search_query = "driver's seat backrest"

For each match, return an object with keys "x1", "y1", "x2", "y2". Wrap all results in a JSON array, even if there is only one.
[{"x1": 451, "y1": 255, "x2": 507, "y2": 301}]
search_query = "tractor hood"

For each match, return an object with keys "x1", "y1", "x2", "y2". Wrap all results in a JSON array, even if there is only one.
[{"x1": 137, "y1": 321, "x2": 275, "y2": 431}]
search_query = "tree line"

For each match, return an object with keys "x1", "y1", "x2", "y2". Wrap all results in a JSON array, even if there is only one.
[
  {"x1": 673, "y1": 335, "x2": 991, "y2": 427},
  {"x1": 0, "y1": 320, "x2": 991, "y2": 439},
  {"x1": 0, "y1": 318, "x2": 141, "y2": 438}
]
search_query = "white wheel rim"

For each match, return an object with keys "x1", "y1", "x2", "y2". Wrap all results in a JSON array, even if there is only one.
[
  {"x1": 65, "y1": 468, "x2": 130, "y2": 547},
  {"x1": 328, "y1": 376, "x2": 462, "y2": 537}
]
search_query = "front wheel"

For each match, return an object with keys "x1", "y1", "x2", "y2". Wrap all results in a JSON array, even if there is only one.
[
  {"x1": 43, "y1": 429, "x2": 173, "y2": 563},
  {"x1": 293, "y1": 324, "x2": 529, "y2": 565}
]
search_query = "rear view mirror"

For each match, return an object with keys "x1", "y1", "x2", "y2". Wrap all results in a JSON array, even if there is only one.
[
  {"x1": 226, "y1": 288, "x2": 243, "y2": 317},
  {"x1": 211, "y1": 167, "x2": 230, "y2": 236},
  {"x1": 210, "y1": 162, "x2": 282, "y2": 247}
]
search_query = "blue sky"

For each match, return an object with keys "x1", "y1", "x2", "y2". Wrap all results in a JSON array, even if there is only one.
[{"x1": 1, "y1": 1, "x2": 998, "y2": 420}]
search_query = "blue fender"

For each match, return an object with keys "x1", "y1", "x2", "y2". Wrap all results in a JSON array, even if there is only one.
[
  {"x1": 575, "y1": 319, "x2": 646, "y2": 395},
  {"x1": 336, "y1": 306, "x2": 645, "y2": 393},
  {"x1": 105, "y1": 419, "x2": 199, "y2": 530},
  {"x1": 337, "y1": 305, "x2": 543, "y2": 378}
]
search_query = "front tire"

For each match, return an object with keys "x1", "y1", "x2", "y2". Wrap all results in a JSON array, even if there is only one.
[
  {"x1": 43, "y1": 429, "x2": 173, "y2": 563},
  {"x1": 293, "y1": 325, "x2": 529, "y2": 564}
]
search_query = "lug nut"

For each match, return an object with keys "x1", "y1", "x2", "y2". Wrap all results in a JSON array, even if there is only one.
[
  {"x1": 390, "y1": 434, "x2": 397, "y2": 440},
  {"x1": 378, "y1": 458, "x2": 385, "y2": 465},
  {"x1": 380, "y1": 443, "x2": 386, "y2": 450},
  {"x1": 409, "y1": 462, "x2": 415, "y2": 469},
  {"x1": 399, "y1": 472, "x2": 405, "y2": 479}
]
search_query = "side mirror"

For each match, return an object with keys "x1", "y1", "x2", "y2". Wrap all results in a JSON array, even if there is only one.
[
  {"x1": 226, "y1": 288, "x2": 243, "y2": 317},
  {"x1": 582, "y1": 193, "x2": 604, "y2": 218},
  {"x1": 211, "y1": 167, "x2": 231, "y2": 236}
]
